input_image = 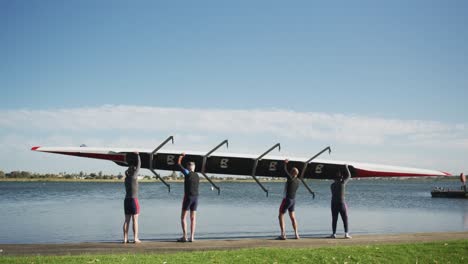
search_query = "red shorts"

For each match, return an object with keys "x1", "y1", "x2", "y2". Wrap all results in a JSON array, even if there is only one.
[
  {"x1": 124, "y1": 198, "x2": 140, "y2": 215},
  {"x1": 279, "y1": 198, "x2": 296, "y2": 214}
]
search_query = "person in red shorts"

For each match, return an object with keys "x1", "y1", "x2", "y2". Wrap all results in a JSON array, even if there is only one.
[{"x1": 123, "y1": 152, "x2": 141, "y2": 243}]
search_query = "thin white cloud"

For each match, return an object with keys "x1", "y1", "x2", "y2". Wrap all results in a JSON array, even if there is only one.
[{"x1": 0, "y1": 105, "x2": 466, "y2": 147}]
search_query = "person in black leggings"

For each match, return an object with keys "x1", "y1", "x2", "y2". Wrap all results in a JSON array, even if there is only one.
[{"x1": 329, "y1": 164, "x2": 351, "y2": 239}]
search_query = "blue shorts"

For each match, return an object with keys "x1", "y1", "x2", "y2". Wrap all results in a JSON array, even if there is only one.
[
  {"x1": 182, "y1": 195, "x2": 199, "y2": 211},
  {"x1": 279, "y1": 198, "x2": 296, "y2": 214},
  {"x1": 124, "y1": 198, "x2": 140, "y2": 215}
]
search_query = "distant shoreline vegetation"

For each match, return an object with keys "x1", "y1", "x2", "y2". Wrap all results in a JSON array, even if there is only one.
[{"x1": 0, "y1": 170, "x2": 285, "y2": 182}]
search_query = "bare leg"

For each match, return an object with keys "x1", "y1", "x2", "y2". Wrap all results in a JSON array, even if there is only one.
[
  {"x1": 289, "y1": 211, "x2": 299, "y2": 239},
  {"x1": 278, "y1": 213, "x2": 286, "y2": 238},
  {"x1": 181, "y1": 210, "x2": 188, "y2": 240},
  {"x1": 123, "y1": 214, "x2": 131, "y2": 243},
  {"x1": 190, "y1": 211, "x2": 197, "y2": 241},
  {"x1": 132, "y1": 214, "x2": 141, "y2": 243}
]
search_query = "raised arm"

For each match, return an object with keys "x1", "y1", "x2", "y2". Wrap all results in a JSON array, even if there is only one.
[
  {"x1": 133, "y1": 152, "x2": 141, "y2": 179},
  {"x1": 177, "y1": 153, "x2": 189, "y2": 176},
  {"x1": 283, "y1": 159, "x2": 293, "y2": 180},
  {"x1": 342, "y1": 164, "x2": 351, "y2": 183}
]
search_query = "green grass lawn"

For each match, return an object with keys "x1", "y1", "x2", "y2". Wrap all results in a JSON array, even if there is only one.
[{"x1": 1, "y1": 240, "x2": 467, "y2": 264}]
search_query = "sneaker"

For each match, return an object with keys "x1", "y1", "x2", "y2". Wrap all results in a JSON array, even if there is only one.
[
  {"x1": 328, "y1": 234, "x2": 336, "y2": 239},
  {"x1": 344, "y1": 233, "x2": 352, "y2": 239},
  {"x1": 177, "y1": 237, "x2": 188, "y2": 242}
]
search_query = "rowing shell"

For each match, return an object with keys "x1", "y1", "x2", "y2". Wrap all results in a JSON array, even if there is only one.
[{"x1": 31, "y1": 146, "x2": 451, "y2": 179}]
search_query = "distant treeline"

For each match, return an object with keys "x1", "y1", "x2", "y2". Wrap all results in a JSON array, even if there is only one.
[
  {"x1": 0, "y1": 170, "x2": 247, "y2": 181},
  {"x1": 0, "y1": 170, "x2": 123, "y2": 180}
]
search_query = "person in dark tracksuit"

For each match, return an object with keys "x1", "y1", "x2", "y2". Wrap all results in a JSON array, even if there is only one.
[
  {"x1": 277, "y1": 159, "x2": 300, "y2": 240},
  {"x1": 460, "y1": 173, "x2": 466, "y2": 192},
  {"x1": 329, "y1": 164, "x2": 351, "y2": 239},
  {"x1": 123, "y1": 152, "x2": 141, "y2": 243},
  {"x1": 177, "y1": 153, "x2": 200, "y2": 242}
]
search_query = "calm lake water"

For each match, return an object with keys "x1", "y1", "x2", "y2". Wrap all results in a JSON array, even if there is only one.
[{"x1": 0, "y1": 179, "x2": 467, "y2": 243}]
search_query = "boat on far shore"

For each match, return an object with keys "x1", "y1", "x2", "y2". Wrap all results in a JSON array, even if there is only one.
[{"x1": 431, "y1": 187, "x2": 467, "y2": 199}]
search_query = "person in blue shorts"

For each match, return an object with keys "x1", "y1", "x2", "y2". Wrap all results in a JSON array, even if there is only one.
[
  {"x1": 177, "y1": 153, "x2": 200, "y2": 242},
  {"x1": 278, "y1": 159, "x2": 300, "y2": 240}
]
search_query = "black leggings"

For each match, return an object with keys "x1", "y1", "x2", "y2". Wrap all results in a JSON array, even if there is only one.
[{"x1": 331, "y1": 202, "x2": 348, "y2": 233}]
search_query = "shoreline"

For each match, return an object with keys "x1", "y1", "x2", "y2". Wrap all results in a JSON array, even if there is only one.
[
  {"x1": 0, "y1": 178, "x2": 285, "y2": 183},
  {"x1": 0, "y1": 177, "x2": 457, "y2": 183},
  {"x1": 1, "y1": 231, "x2": 467, "y2": 256}
]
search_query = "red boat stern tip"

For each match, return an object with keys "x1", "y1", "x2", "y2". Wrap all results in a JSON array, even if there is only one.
[
  {"x1": 442, "y1": 171, "x2": 452, "y2": 176},
  {"x1": 31, "y1": 146, "x2": 40, "y2": 151}
]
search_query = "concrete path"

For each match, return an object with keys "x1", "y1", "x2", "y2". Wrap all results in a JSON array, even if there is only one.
[{"x1": 1, "y1": 231, "x2": 467, "y2": 256}]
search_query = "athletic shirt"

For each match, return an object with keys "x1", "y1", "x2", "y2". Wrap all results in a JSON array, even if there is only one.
[
  {"x1": 125, "y1": 155, "x2": 140, "y2": 199},
  {"x1": 330, "y1": 178, "x2": 348, "y2": 204},
  {"x1": 182, "y1": 169, "x2": 200, "y2": 196},
  {"x1": 284, "y1": 177, "x2": 300, "y2": 199}
]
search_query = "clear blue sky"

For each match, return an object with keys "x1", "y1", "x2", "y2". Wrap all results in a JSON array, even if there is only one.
[
  {"x1": 1, "y1": 1, "x2": 468, "y2": 174},
  {"x1": 2, "y1": 0, "x2": 467, "y2": 121}
]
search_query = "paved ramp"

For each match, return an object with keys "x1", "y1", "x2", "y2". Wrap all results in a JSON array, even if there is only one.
[{"x1": 1, "y1": 232, "x2": 467, "y2": 256}]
